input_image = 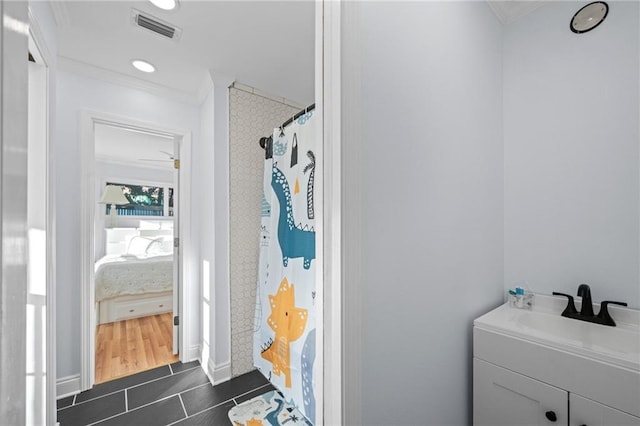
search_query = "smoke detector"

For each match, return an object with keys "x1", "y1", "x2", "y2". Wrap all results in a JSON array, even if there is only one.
[{"x1": 131, "y1": 9, "x2": 182, "y2": 41}]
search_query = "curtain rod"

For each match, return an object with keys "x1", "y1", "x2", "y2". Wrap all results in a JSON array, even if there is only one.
[{"x1": 259, "y1": 103, "x2": 316, "y2": 150}]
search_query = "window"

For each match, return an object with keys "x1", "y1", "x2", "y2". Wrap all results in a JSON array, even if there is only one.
[{"x1": 105, "y1": 182, "x2": 173, "y2": 217}]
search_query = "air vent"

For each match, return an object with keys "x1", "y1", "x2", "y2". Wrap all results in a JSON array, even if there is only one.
[
  {"x1": 137, "y1": 14, "x2": 174, "y2": 38},
  {"x1": 131, "y1": 9, "x2": 182, "y2": 41}
]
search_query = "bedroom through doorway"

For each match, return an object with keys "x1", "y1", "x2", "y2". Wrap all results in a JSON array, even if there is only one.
[{"x1": 92, "y1": 122, "x2": 181, "y2": 384}]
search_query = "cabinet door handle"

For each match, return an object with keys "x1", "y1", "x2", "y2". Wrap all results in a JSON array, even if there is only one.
[{"x1": 545, "y1": 411, "x2": 557, "y2": 422}]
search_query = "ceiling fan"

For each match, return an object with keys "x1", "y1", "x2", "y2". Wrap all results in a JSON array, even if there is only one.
[{"x1": 138, "y1": 150, "x2": 175, "y2": 164}]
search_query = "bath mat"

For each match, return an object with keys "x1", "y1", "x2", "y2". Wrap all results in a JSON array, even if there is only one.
[{"x1": 228, "y1": 390, "x2": 312, "y2": 425}]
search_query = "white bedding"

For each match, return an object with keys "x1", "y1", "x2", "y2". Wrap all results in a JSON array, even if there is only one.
[{"x1": 95, "y1": 253, "x2": 173, "y2": 301}]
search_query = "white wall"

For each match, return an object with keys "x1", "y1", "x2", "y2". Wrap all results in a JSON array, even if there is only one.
[
  {"x1": 54, "y1": 69, "x2": 201, "y2": 379},
  {"x1": 197, "y1": 73, "x2": 236, "y2": 383},
  {"x1": 208, "y1": 73, "x2": 235, "y2": 382},
  {"x1": 342, "y1": 2, "x2": 639, "y2": 424},
  {"x1": 198, "y1": 86, "x2": 216, "y2": 378},
  {"x1": 503, "y1": 1, "x2": 640, "y2": 308},
  {"x1": 0, "y1": 1, "x2": 29, "y2": 423},
  {"x1": 345, "y1": 2, "x2": 504, "y2": 424},
  {"x1": 94, "y1": 161, "x2": 173, "y2": 260}
]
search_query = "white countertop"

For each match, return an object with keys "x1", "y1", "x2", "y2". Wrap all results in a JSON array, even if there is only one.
[{"x1": 474, "y1": 294, "x2": 640, "y2": 371}]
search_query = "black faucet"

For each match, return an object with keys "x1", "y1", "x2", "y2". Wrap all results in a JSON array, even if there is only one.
[
  {"x1": 577, "y1": 284, "x2": 594, "y2": 317},
  {"x1": 553, "y1": 284, "x2": 627, "y2": 327}
]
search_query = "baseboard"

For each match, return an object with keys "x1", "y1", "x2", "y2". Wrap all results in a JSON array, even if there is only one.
[
  {"x1": 186, "y1": 344, "x2": 201, "y2": 363},
  {"x1": 207, "y1": 359, "x2": 231, "y2": 385},
  {"x1": 56, "y1": 374, "x2": 81, "y2": 399}
]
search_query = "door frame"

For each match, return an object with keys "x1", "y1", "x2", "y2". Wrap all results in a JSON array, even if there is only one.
[
  {"x1": 319, "y1": 1, "x2": 364, "y2": 424},
  {"x1": 28, "y1": 9, "x2": 54, "y2": 425},
  {"x1": 318, "y1": 0, "x2": 345, "y2": 424},
  {"x1": 79, "y1": 111, "x2": 192, "y2": 390}
]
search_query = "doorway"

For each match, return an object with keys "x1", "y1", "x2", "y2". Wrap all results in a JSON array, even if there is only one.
[
  {"x1": 79, "y1": 112, "x2": 192, "y2": 390},
  {"x1": 93, "y1": 122, "x2": 179, "y2": 383}
]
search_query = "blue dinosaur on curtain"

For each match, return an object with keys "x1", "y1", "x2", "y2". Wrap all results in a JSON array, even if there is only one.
[
  {"x1": 254, "y1": 110, "x2": 317, "y2": 424},
  {"x1": 271, "y1": 164, "x2": 315, "y2": 269}
]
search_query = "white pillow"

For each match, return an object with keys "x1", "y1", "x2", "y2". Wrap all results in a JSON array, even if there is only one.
[
  {"x1": 145, "y1": 237, "x2": 170, "y2": 255},
  {"x1": 126, "y1": 236, "x2": 155, "y2": 255}
]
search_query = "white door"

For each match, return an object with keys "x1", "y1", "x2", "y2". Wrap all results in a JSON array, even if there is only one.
[
  {"x1": 474, "y1": 358, "x2": 568, "y2": 426},
  {"x1": 571, "y1": 393, "x2": 640, "y2": 426},
  {"x1": 172, "y1": 136, "x2": 180, "y2": 355}
]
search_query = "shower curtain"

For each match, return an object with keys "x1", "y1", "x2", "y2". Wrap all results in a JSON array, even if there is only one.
[{"x1": 253, "y1": 109, "x2": 317, "y2": 422}]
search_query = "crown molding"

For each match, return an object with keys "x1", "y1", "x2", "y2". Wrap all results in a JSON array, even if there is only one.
[
  {"x1": 57, "y1": 56, "x2": 200, "y2": 105},
  {"x1": 49, "y1": 1, "x2": 71, "y2": 27}
]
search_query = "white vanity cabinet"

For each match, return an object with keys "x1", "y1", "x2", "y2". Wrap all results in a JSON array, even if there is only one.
[
  {"x1": 473, "y1": 295, "x2": 640, "y2": 426},
  {"x1": 474, "y1": 358, "x2": 567, "y2": 425},
  {"x1": 570, "y1": 394, "x2": 640, "y2": 426}
]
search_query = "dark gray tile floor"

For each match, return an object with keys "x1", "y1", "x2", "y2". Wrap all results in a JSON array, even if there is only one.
[{"x1": 57, "y1": 361, "x2": 275, "y2": 426}]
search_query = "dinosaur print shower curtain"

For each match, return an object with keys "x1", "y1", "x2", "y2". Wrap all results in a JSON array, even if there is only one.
[{"x1": 254, "y1": 110, "x2": 317, "y2": 423}]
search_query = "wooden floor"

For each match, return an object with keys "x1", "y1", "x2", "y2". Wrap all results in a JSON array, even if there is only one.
[{"x1": 95, "y1": 313, "x2": 179, "y2": 384}]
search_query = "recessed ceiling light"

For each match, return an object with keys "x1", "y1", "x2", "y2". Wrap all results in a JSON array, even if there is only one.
[
  {"x1": 149, "y1": 0, "x2": 178, "y2": 11},
  {"x1": 131, "y1": 59, "x2": 156, "y2": 73},
  {"x1": 570, "y1": 1, "x2": 608, "y2": 34}
]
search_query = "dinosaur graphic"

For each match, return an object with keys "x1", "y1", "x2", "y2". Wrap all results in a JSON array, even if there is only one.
[
  {"x1": 301, "y1": 329, "x2": 316, "y2": 421},
  {"x1": 296, "y1": 110, "x2": 313, "y2": 125},
  {"x1": 271, "y1": 164, "x2": 315, "y2": 269},
  {"x1": 261, "y1": 278, "x2": 308, "y2": 388},
  {"x1": 273, "y1": 137, "x2": 287, "y2": 156},
  {"x1": 303, "y1": 150, "x2": 315, "y2": 220},
  {"x1": 265, "y1": 397, "x2": 284, "y2": 426}
]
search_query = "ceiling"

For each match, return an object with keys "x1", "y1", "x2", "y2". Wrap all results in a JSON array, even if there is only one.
[
  {"x1": 54, "y1": 0, "x2": 315, "y2": 105},
  {"x1": 53, "y1": 1, "x2": 549, "y2": 106},
  {"x1": 487, "y1": 1, "x2": 548, "y2": 24},
  {"x1": 95, "y1": 123, "x2": 175, "y2": 168}
]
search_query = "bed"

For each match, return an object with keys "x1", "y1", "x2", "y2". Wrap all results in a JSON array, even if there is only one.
[{"x1": 95, "y1": 235, "x2": 174, "y2": 324}]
